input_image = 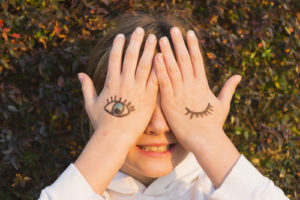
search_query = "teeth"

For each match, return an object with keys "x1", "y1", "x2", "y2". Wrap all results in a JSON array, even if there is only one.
[{"x1": 140, "y1": 145, "x2": 171, "y2": 152}]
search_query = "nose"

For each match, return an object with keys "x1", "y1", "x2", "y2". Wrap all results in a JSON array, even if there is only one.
[{"x1": 144, "y1": 92, "x2": 171, "y2": 136}]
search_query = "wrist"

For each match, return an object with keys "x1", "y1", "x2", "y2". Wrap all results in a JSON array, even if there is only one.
[
  {"x1": 74, "y1": 129, "x2": 136, "y2": 195},
  {"x1": 93, "y1": 128, "x2": 137, "y2": 150},
  {"x1": 188, "y1": 128, "x2": 240, "y2": 188}
]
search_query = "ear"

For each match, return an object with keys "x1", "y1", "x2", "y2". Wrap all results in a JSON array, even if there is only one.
[{"x1": 217, "y1": 75, "x2": 242, "y2": 107}]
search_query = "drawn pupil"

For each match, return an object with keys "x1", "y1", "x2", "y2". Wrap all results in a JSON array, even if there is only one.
[
  {"x1": 112, "y1": 102, "x2": 124, "y2": 115},
  {"x1": 104, "y1": 97, "x2": 134, "y2": 118}
]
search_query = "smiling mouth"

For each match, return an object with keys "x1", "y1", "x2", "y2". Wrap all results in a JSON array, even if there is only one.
[{"x1": 136, "y1": 144, "x2": 176, "y2": 152}]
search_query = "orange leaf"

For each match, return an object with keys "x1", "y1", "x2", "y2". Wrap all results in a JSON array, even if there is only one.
[
  {"x1": 20, "y1": 46, "x2": 27, "y2": 51},
  {"x1": 11, "y1": 33, "x2": 21, "y2": 38},
  {"x1": 58, "y1": 34, "x2": 67, "y2": 38},
  {"x1": 1, "y1": 32, "x2": 8, "y2": 41},
  {"x1": 210, "y1": 15, "x2": 219, "y2": 24},
  {"x1": 39, "y1": 38, "x2": 47, "y2": 49},
  {"x1": 206, "y1": 52, "x2": 216, "y2": 59}
]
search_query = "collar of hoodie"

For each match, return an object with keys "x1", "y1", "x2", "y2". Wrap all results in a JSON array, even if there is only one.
[{"x1": 106, "y1": 153, "x2": 203, "y2": 196}]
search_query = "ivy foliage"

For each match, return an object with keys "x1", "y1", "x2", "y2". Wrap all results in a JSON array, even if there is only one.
[{"x1": 0, "y1": 0, "x2": 299, "y2": 199}]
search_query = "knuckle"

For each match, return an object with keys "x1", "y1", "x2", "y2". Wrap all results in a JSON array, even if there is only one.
[
  {"x1": 173, "y1": 73, "x2": 182, "y2": 81},
  {"x1": 190, "y1": 52, "x2": 199, "y2": 62},
  {"x1": 81, "y1": 83, "x2": 88, "y2": 93},
  {"x1": 178, "y1": 53, "x2": 190, "y2": 64},
  {"x1": 156, "y1": 66, "x2": 165, "y2": 74},
  {"x1": 138, "y1": 64, "x2": 148, "y2": 72},
  {"x1": 110, "y1": 48, "x2": 120, "y2": 57},
  {"x1": 125, "y1": 47, "x2": 136, "y2": 59},
  {"x1": 166, "y1": 64, "x2": 175, "y2": 73},
  {"x1": 161, "y1": 79, "x2": 169, "y2": 88},
  {"x1": 104, "y1": 77, "x2": 116, "y2": 90},
  {"x1": 104, "y1": 81, "x2": 112, "y2": 90}
]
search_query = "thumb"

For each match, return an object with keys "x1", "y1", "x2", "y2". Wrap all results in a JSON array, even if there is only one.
[
  {"x1": 78, "y1": 73, "x2": 97, "y2": 110},
  {"x1": 217, "y1": 75, "x2": 242, "y2": 106}
]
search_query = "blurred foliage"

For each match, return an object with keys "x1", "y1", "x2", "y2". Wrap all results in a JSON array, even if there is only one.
[{"x1": 0, "y1": 0, "x2": 299, "y2": 199}]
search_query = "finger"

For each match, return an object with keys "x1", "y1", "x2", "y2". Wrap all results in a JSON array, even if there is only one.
[
  {"x1": 186, "y1": 30, "x2": 207, "y2": 83},
  {"x1": 153, "y1": 53, "x2": 174, "y2": 97},
  {"x1": 170, "y1": 27, "x2": 194, "y2": 82},
  {"x1": 122, "y1": 27, "x2": 145, "y2": 82},
  {"x1": 135, "y1": 34, "x2": 157, "y2": 86},
  {"x1": 159, "y1": 36, "x2": 183, "y2": 93},
  {"x1": 105, "y1": 34, "x2": 125, "y2": 88},
  {"x1": 218, "y1": 75, "x2": 242, "y2": 106},
  {"x1": 78, "y1": 73, "x2": 97, "y2": 111},
  {"x1": 146, "y1": 67, "x2": 158, "y2": 95}
]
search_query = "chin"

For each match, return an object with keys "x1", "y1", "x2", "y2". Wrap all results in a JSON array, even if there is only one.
[
  {"x1": 121, "y1": 144, "x2": 189, "y2": 180},
  {"x1": 134, "y1": 158, "x2": 175, "y2": 178}
]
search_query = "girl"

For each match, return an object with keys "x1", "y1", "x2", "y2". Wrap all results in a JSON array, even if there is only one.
[{"x1": 39, "y1": 13, "x2": 289, "y2": 199}]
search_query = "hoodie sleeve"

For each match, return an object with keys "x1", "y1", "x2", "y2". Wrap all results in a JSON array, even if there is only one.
[
  {"x1": 210, "y1": 155, "x2": 289, "y2": 200},
  {"x1": 38, "y1": 163, "x2": 108, "y2": 200}
]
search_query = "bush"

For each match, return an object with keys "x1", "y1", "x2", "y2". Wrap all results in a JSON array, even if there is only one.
[{"x1": 0, "y1": 0, "x2": 299, "y2": 199}]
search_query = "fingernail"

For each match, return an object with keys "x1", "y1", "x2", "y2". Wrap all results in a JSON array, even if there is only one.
[
  {"x1": 172, "y1": 27, "x2": 180, "y2": 35},
  {"x1": 148, "y1": 34, "x2": 156, "y2": 43},
  {"x1": 187, "y1": 30, "x2": 195, "y2": 37},
  {"x1": 160, "y1": 37, "x2": 168, "y2": 45},
  {"x1": 77, "y1": 73, "x2": 83, "y2": 82},
  {"x1": 116, "y1": 33, "x2": 125, "y2": 39},
  {"x1": 135, "y1": 27, "x2": 143, "y2": 34}
]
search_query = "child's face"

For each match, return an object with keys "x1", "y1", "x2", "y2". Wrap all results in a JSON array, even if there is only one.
[{"x1": 120, "y1": 92, "x2": 189, "y2": 186}]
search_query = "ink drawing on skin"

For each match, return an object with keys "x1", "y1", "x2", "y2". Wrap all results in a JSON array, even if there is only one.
[
  {"x1": 185, "y1": 103, "x2": 213, "y2": 119},
  {"x1": 104, "y1": 96, "x2": 135, "y2": 117}
]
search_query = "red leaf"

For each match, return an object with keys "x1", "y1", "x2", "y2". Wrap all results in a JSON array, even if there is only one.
[
  {"x1": 0, "y1": 19, "x2": 3, "y2": 27},
  {"x1": 11, "y1": 33, "x2": 21, "y2": 39},
  {"x1": 3, "y1": 27, "x2": 10, "y2": 32}
]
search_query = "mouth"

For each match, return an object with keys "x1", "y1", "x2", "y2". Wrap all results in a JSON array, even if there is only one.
[{"x1": 136, "y1": 143, "x2": 176, "y2": 157}]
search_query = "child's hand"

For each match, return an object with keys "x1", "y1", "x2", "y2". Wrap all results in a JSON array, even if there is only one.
[
  {"x1": 78, "y1": 27, "x2": 158, "y2": 144},
  {"x1": 154, "y1": 27, "x2": 241, "y2": 151},
  {"x1": 75, "y1": 27, "x2": 159, "y2": 194}
]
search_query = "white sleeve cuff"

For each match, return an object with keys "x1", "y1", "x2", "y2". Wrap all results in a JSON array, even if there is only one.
[
  {"x1": 39, "y1": 163, "x2": 105, "y2": 200},
  {"x1": 210, "y1": 155, "x2": 289, "y2": 200}
]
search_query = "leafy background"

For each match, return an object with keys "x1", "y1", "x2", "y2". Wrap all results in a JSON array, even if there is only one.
[{"x1": 0, "y1": 0, "x2": 299, "y2": 199}]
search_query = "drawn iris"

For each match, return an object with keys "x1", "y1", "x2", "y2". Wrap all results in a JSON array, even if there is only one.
[
  {"x1": 104, "y1": 96, "x2": 135, "y2": 117},
  {"x1": 112, "y1": 102, "x2": 124, "y2": 115}
]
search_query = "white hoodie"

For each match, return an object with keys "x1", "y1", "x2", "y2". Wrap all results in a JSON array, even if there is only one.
[{"x1": 39, "y1": 153, "x2": 289, "y2": 200}]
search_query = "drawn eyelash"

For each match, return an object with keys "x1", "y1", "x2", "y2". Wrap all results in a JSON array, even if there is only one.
[
  {"x1": 104, "y1": 96, "x2": 135, "y2": 117},
  {"x1": 185, "y1": 103, "x2": 213, "y2": 119}
]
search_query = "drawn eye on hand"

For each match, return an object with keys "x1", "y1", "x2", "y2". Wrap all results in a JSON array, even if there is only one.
[
  {"x1": 185, "y1": 103, "x2": 213, "y2": 119},
  {"x1": 104, "y1": 96, "x2": 135, "y2": 117}
]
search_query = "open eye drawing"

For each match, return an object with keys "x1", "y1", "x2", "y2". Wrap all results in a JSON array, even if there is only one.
[
  {"x1": 104, "y1": 96, "x2": 135, "y2": 117},
  {"x1": 185, "y1": 103, "x2": 213, "y2": 119}
]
